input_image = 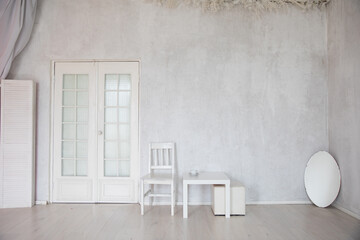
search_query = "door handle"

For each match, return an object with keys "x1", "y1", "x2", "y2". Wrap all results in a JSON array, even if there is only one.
[{"x1": 98, "y1": 130, "x2": 103, "y2": 135}]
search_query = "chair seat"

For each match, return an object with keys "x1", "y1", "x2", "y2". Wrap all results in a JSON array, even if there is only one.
[{"x1": 141, "y1": 173, "x2": 173, "y2": 184}]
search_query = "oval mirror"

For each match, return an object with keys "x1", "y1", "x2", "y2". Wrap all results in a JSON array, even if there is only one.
[{"x1": 304, "y1": 151, "x2": 341, "y2": 208}]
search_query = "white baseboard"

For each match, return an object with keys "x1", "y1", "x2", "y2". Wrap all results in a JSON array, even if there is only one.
[
  {"x1": 37, "y1": 200, "x2": 312, "y2": 206},
  {"x1": 143, "y1": 200, "x2": 311, "y2": 206},
  {"x1": 144, "y1": 202, "x2": 212, "y2": 206},
  {"x1": 333, "y1": 203, "x2": 360, "y2": 220},
  {"x1": 247, "y1": 201, "x2": 312, "y2": 205},
  {"x1": 35, "y1": 200, "x2": 48, "y2": 205}
]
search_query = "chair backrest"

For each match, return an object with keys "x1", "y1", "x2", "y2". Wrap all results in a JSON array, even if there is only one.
[{"x1": 149, "y1": 142, "x2": 175, "y2": 175}]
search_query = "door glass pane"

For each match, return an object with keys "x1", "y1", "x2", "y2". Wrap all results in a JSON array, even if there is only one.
[
  {"x1": 104, "y1": 161, "x2": 118, "y2": 176},
  {"x1": 63, "y1": 107, "x2": 75, "y2": 122},
  {"x1": 61, "y1": 74, "x2": 89, "y2": 176},
  {"x1": 76, "y1": 142, "x2": 88, "y2": 158},
  {"x1": 105, "y1": 108, "x2": 117, "y2": 122},
  {"x1": 119, "y1": 161, "x2": 130, "y2": 177},
  {"x1": 62, "y1": 124, "x2": 76, "y2": 139},
  {"x1": 76, "y1": 160, "x2": 87, "y2": 176},
  {"x1": 119, "y1": 125, "x2": 129, "y2": 141},
  {"x1": 105, "y1": 124, "x2": 117, "y2": 140},
  {"x1": 119, "y1": 75, "x2": 131, "y2": 90},
  {"x1": 105, "y1": 92, "x2": 117, "y2": 106},
  {"x1": 77, "y1": 75, "x2": 88, "y2": 89},
  {"x1": 77, "y1": 124, "x2": 88, "y2": 140},
  {"x1": 118, "y1": 108, "x2": 129, "y2": 123},
  {"x1": 77, "y1": 92, "x2": 88, "y2": 105},
  {"x1": 77, "y1": 108, "x2": 88, "y2": 122},
  {"x1": 103, "y1": 74, "x2": 131, "y2": 177},
  {"x1": 104, "y1": 141, "x2": 118, "y2": 159},
  {"x1": 62, "y1": 141, "x2": 75, "y2": 158},
  {"x1": 63, "y1": 91, "x2": 76, "y2": 106},
  {"x1": 119, "y1": 142, "x2": 130, "y2": 159},
  {"x1": 62, "y1": 159, "x2": 75, "y2": 176},
  {"x1": 63, "y1": 74, "x2": 76, "y2": 89},
  {"x1": 118, "y1": 92, "x2": 130, "y2": 107},
  {"x1": 105, "y1": 75, "x2": 118, "y2": 90}
]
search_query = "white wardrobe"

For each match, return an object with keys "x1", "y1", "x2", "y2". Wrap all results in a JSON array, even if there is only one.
[{"x1": 0, "y1": 80, "x2": 36, "y2": 208}]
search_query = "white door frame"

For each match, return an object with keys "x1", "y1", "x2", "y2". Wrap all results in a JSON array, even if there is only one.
[{"x1": 49, "y1": 60, "x2": 141, "y2": 203}]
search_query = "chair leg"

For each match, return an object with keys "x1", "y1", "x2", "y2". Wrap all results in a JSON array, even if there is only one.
[
  {"x1": 150, "y1": 184, "x2": 154, "y2": 207},
  {"x1": 173, "y1": 183, "x2": 176, "y2": 213},
  {"x1": 140, "y1": 179, "x2": 144, "y2": 215},
  {"x1": 171, "y1": 183, "x2": 174, "y2": 216}
]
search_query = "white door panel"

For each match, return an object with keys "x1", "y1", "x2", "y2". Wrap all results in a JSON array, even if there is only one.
[
  {"x1": 53, "y1": 62, "x2": 96, "y2": 202},
  {"x1": 52, "y1": 61, "x2": 139, "y2": 203},
  {"x1": 97, "y1": 62, "x2": 139, "y2": 203}
]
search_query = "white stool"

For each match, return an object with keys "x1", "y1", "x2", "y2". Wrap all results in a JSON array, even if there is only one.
[{"x1": 211, "y1": 181, "x2": 245, "y2": 216}]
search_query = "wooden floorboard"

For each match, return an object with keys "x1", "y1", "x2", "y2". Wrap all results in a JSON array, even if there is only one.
[{"x1": 0, "y1": 204, "x2": 359, "y2": 240}]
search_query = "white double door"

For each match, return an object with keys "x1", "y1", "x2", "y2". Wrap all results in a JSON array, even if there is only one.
[{"x1": 52, "y1": 61, "x2": 139, "y2": 203}]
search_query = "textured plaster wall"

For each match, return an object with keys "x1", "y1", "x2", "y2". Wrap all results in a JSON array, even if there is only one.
[
  {"x1": 8, "y1": 0, "x2": 328, "y2": 203},
  {"x1": 327, "y1": 0, "x2": 360, "y2": 217}
]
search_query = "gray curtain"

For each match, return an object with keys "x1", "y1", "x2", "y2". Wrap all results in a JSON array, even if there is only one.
[{"x1": 0, "y1": 0, "x2": 37, "y2": 79}]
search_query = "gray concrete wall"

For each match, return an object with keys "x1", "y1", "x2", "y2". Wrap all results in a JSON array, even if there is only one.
[
  {"x1": 327, "y1": 0, "x2": 360, "y2": 217},
  {"x1": 8, "y1": 0, "x2": 328, "y2": 203}
]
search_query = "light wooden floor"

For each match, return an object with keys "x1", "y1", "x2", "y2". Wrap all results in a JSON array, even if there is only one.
[{"x1": 0, "y1": 204, "x2": 359, "y2": 240}]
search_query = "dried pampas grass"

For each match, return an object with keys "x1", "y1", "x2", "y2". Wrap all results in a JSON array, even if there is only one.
[{"x1": 146, "y1": 0, "x2": 330, "y2": 12}]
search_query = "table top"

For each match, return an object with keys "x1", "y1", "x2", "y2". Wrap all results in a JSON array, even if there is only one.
[{"x1": 183, "y1": 172, "x2": 230, "y2": 183}]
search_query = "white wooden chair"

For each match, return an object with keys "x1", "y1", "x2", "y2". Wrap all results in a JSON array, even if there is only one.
[{"x1": 140, "y1": 142, "x2": 176, "y2": 216}]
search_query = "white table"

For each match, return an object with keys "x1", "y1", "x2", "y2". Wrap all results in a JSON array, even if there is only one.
[{"x1": 183, "y1": 172, "x2": 231, "y2": 218}]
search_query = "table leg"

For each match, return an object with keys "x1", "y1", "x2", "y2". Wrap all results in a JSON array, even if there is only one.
[
  {"x1": 183, "y1": 182, "x2": 188, "y2": 218},
  {"x1": 225, "y1": 181, "x2": 230, "y2": 218}
]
